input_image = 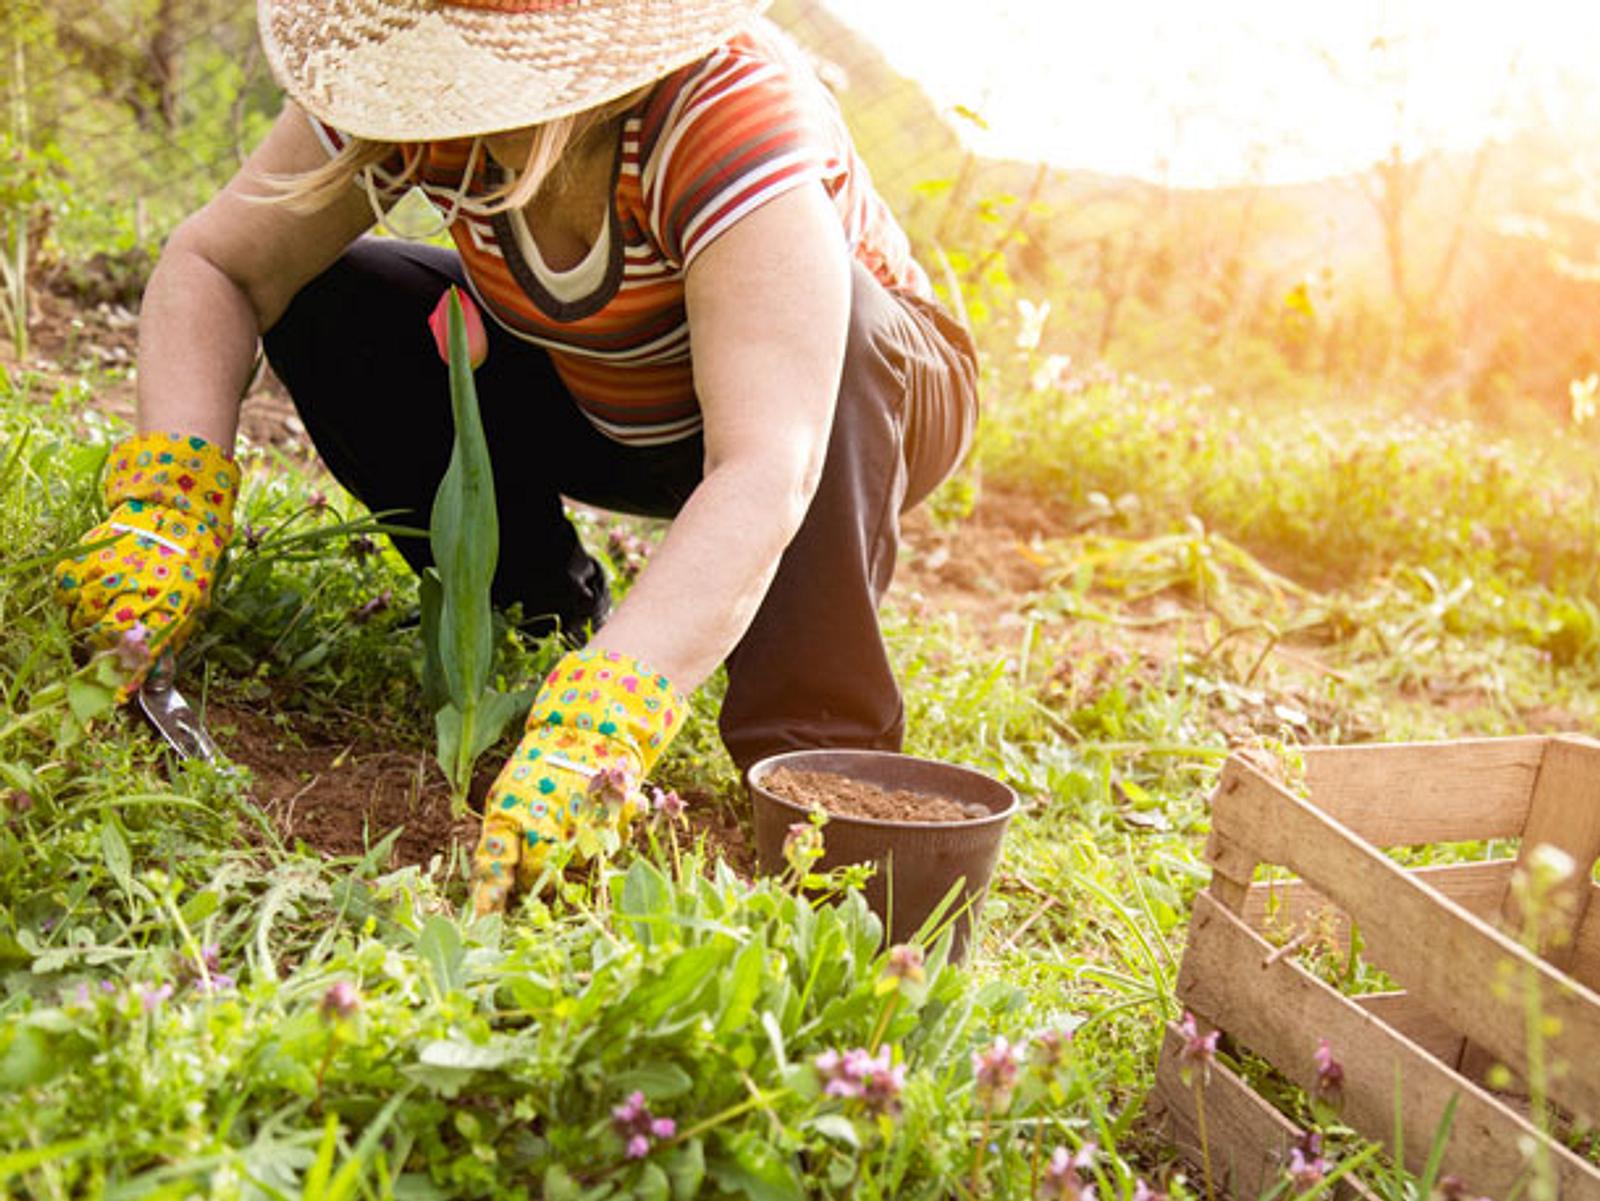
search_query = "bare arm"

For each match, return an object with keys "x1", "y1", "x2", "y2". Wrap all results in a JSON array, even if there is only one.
[
  {"x1": 589, "y1": 183, "x2": 852, "y2": 693},
  {"x1": 137, "y1": 104, "x2": 376, "y2": 446}
]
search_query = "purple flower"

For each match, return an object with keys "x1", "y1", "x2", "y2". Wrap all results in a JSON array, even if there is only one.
[
  {"x1": 1132, "y1": 1181, "x2": 1170, "y2": 1201},
  {"x1": 1287, "y1": 1133, "x2": 1330, "y2": 1190},
  {"x1": 611, "y1": 1090, "x2": 674, "y2": 1159},
  {"x1": 180, "y1": 943, "x2": 235, "y2": 993},
  {"x1": 114, "y1": 622, "x2": 152, "y2": 673},
  {"x1": 1437, "y1": 1175, "x2": 1491, "y2": 1201},
  {"x1": 813, "y1": 1046, "x2": 905, "y2": 1116},
  {"x1": 1176, "y1": 1012, "x2": 1219, "y2": 1084},
  {"x1": 350, "y1": 590, "x2": 391, "y2": 624},
  {"x1": 346, "y1": 534, "x2": 377, "y2": 561},
  {"x1": 320, "y1": 980, "x2": 361, "y2": 1022},
  {"x1": 5, "y1": 789, "x2": 33, "y2": 815},
  {"x1": 1313, "y1": 1036, "x2": 1344, "y2": 1099},
  {"x1": 140, "y1": 982, "x2": 174, "y2": 1012},
  {"x1": 885, "y1": 944, "x2": 925, "y2": 984},
  {"x1": 973, "y1": 1036, "x2": 1021, "y2": 1111},
  {"x1": 1038, "y1": 1143, "x2": 1098, "y2": 1199},
  {"x1": 587, "y1": 765, "x2": 633, "y2": 814},
  {"x1": 651, "y1": 787, "x2": 686, "y2": 823},
  {"x1": 1031, "y1": 1028, "x2": 1073, "y2": 1071}
]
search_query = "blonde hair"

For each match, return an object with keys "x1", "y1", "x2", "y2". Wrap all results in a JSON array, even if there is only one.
[{"x1": 266, "y1": 90, "x2": 647, "y2": 231}]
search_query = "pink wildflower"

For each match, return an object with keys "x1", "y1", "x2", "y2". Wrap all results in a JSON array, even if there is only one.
[
  {"x1": 1313, "y1": 1036, "x2": 1344, "y2": 1100},
  {"x1": 813, "y1": 1046, "x2": 905, "y2": 1116},
  {"x1": 320, "y1": 980, "x2": 361, "y2": 1022},
  {"x1": 115, "y1": 622, "x2": 152, "y2": 673},
  {"x1": 1287, "y1": 1133, "x2": 1330, "y2": 1190},
  {"x1": 587, "y1": 765, "x2": 633, "y2": 814},
  {"x1": 973, "y1": 1035, "x2": 1021, "y2": 1110},
  {"x1": 1176, "y1": 1012, "x2": 1219, "y2": 1083},
  {"x1": 885, "y1": 943, "x2": 925, "y2": 984},
  {"x1": 651, "y1": 787, "x2": 686, "y2": 822},
  {"x1": 611, "y1": 1090, "x2": 673, "y2": 1159},
  {"x1": 1038, "y1": 1143, "x2": 1098, "y2": 1200}
]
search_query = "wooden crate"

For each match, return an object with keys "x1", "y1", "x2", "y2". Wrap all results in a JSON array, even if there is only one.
[{"x1": 1152, "y1": 735, "x2": 1600, "y2": 1200}]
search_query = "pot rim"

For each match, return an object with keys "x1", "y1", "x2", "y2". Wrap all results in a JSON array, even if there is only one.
[{"x1": 747, "y1": 748, "x2": 1020, "y2": 833}]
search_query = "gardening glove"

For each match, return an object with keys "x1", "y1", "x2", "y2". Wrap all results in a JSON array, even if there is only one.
[
  {"x1": 470, "y1": 647, "x2": 686, "y2": 915},
  {"x1": 53, "y1": 431, "x2": 237, "y2": 693}
]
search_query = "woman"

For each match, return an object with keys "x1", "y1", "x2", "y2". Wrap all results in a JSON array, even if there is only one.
[{"x1": 53, "y1": 0, "x2": 979, "y2": 914}]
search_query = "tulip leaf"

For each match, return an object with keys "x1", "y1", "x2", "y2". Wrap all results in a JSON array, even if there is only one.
[
  {"x1": 418, "y1": 566, "x2": 446, "y2": 712},
  {"x1": 427, "y1": 289, "x2": 500, "y2": 803}
]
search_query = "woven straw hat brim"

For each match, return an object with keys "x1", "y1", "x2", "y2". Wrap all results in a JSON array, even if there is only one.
[{"x1": 260, "y1": 0, "x2": 771, "y2": 142}]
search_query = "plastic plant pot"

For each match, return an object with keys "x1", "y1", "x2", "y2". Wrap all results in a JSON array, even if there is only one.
[{"x1": 748, "y1": 748, "x2": 1019, "y2": 960}]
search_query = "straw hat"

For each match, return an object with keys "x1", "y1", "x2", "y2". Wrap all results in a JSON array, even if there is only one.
[{"x1": 260, "y1": 0, "x2": 772, "y2": 142}]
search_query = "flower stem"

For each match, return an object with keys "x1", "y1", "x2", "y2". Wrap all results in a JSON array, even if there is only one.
[
  {"x1": 868, "y1": 991, "x2": 900, "y2": 1054},
  {"x1": 1191, "y1": 1073, "x2": 1216, "y2": 1201},
  {"x1": 968, "y1": 1108, "x2": 992, "y2": 1196}
]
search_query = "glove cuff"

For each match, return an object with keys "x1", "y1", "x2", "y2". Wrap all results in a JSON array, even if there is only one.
[
  {"x1": 527, "y1": 647, "x2": 686, "y2": 776},
  {"x1": 104, "y1": 431, "x2": 239, "y2": 546}
]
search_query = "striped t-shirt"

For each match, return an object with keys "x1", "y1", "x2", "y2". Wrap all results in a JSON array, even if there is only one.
[{"x1": 318, "y1": 20, "x2": 930, "y2": 446}]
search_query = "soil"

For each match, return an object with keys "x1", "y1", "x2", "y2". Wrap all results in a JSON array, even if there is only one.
[
  {"x1": 203, "y1": 700, "x2": 757, "y2": 878},
  {"x1": 759, "y1": 766, "x2": 986, "y2": 823}
]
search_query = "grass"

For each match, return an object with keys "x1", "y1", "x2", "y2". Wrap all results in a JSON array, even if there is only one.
[{"x1": 4, "y1": 313, "x2": 1600, "y2": 1198}]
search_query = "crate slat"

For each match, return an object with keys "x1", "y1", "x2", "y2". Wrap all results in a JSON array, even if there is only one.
[
  {"x1": 1176, "y1": 892, "x2": 1600, "y2": 1199},
  {"x1": 1153, "y1": 1022, "x2": 1380, "y2": 1201},
  {"x1": 1303, "y1": 737, "x2": 1545, "y2": 845},
  {"x1": 1242, "y1": 862, "x2": 1600, "y2": 999},
  {"x1": 1211, "y1": 758, "x2": 1600, "y2": 1127}
]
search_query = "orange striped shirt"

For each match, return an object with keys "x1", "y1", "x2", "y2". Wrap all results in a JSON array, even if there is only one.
[{"x1": 318, "y1": 20, "x2": 929, "y2": 446}]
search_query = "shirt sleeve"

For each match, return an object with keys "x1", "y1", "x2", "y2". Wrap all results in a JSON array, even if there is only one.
[{"x1": 641, "y1": 39, "x2": 849, "y2": 270}]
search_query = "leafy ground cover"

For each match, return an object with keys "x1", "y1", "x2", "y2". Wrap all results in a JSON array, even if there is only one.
[{"x1": 3, "y1": 293, "x2": 1599, "y2": 1199}]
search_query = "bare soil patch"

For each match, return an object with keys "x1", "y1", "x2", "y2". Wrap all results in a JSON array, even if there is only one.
[
  {"x1": 199, "y1": 700, "x2": 757, "y2": 876},
  {"x1": 759, "y1": 766, "x2": 984, "y2": 823}
]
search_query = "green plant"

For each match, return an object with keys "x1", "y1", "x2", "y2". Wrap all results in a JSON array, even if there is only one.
[{"x1": 420, "y1": 287, "x2": 529, "y2": 806}]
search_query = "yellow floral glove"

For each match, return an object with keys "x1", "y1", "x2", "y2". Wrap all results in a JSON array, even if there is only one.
[
  {"x1": 53, "y1": 431, "x2": 237, "y2": 690},
  {"x1": 471, "y1": 647, "x2": 686, "y2": 915}
]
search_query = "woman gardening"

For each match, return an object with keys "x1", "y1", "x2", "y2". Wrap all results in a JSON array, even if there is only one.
[{"x1": 52, "y1": 0, "x2": 979, "y2": 914}]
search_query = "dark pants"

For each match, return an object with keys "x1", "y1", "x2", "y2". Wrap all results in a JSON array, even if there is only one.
[{"x1": 263, "y1": 238, "x2": 978, "y2": 770}]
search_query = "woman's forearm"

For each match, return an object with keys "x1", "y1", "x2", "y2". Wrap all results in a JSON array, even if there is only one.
[
  {"x1": 590, "y1": 451, "x2": 819, "y2": 693},
  {"x1": 135, "y1": 234, "x2": 266, "y2": 449}
]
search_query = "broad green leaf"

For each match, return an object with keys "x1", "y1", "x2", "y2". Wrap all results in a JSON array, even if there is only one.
[
  {"x1": 469, "y1": 687, "x2": 527, "y2": 761},
  {"x1": 0, "y1": 1024, "x2": 58, "y2": 1091},
  {"x1": 631, "y1": 944, "x2": 722, "y2": 1026},
  {"x1": 178, "y1": 889, "x2": 221, "y2": 926},
  {"x1": 100, "y1": 820, "x2": 132, "y2": 895},
  {"x1": 620, "y1": 858, "x2": 674, "y2": 947},
  {"x1": 542, "y1": 1164, "x2": 583, "y2": 1201},
  {"x1": 418, "y1": 567, "x2": 447, "y2": 712},
  {"x1": 634, "y1": 1163, "x2": 670, "y2": 1201},
  {"x1": 417, "y1": 1037, "x2": 518, "y2": 1071},
  {"x1": 609, "y1": 1063, "x2": 693, "y2": 1100},
  {"x1": 430, "y1": 290, "x2": 498, "y2": 712},
  {"x1": 665, "y1": 1139, "x2": 705, "y2": 1201},
  {"x1": 707, "y1": 1132, "x2": 803, "y2": 1201},
  {"x1": 803, "y1": 1114, "x2": 860, "y2": 1149},
  {"x1": 714, "y1": 937, "x2": 765, "y2": 1038},
  {"x1": 66, "y1": 678, "x2": 113, "y2": 725},
  {"x1": 434, "y1": 704, "x2": 464, "y2": 793},
  {"x1": 417, "y1": 916, "x2": 465, "y2": 996}
]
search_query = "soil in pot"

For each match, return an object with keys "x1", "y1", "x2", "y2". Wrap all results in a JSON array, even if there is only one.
[{"x1": 760, "y1": 766, "x2": 989, "y2": 823}]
